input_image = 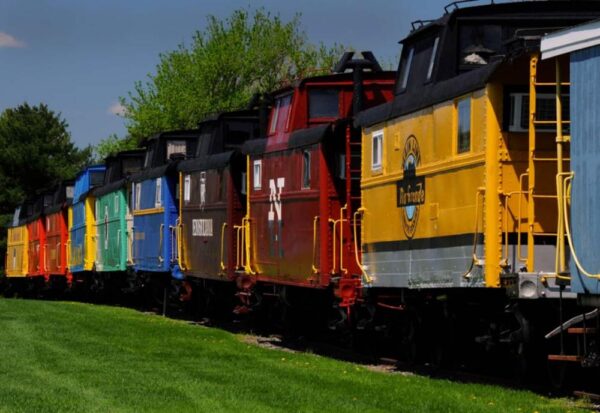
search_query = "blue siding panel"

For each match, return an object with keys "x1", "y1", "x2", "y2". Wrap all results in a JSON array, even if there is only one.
[
  {"x1": 570, "y1": 45, "x2": 600, "y2": 294},
  {"x1": 132, "y1": 175, "x2": 180, "y2": 275}
]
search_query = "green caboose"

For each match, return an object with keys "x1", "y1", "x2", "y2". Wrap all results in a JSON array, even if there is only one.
[{"x1": 93, "y1": 150, "x2": 145, "y2": 273}]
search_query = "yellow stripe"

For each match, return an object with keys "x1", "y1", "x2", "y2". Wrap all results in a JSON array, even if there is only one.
[{"x1": 133, "y1": 207, "x2": 165, "y2": 216}]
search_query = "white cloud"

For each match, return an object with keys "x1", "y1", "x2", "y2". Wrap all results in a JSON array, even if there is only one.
[
  {"x1": 107, "y1": 102, "x2": 127, "y2": 116},
  {"x1": 0, "y1": 32, "x2": 26, "y2": 48}
]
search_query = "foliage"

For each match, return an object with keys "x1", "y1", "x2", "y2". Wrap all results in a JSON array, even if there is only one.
[
  {"x1": 0, "y1": 299, "x2": 588, "y2": 413},
  {"x1": 0, "y1": 103, "x2": 92, "y2": 212},
  {"x1": 0, "y1": 103, "x2": 92, "y2": 265},
  {"x1": 121, "y1": 8, "x2": 344, "y2": 142},
  {"x1": 94, "y1": 133, "x2": 138, "y2": 161}
]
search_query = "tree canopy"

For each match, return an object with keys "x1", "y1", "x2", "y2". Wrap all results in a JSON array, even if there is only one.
[
  {"x1": 0, "y1": 103, "x2": 92, "y2": 213},
  {"x1": 120, "y1": 8, "x2": 344, "y2": 142}
]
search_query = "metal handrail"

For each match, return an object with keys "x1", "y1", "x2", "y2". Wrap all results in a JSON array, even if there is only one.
[
  {"x1": 220, "y1": 222, "x2": 228, "y2": 273},
  {"x1": 517, "y1": 173, "x2": 529, "y2": 263},
  {"x1": 340, "y1": 204, "x2": 348, "y2": 275},
  {"x1": 352, "y1": 208, "x2": 372, "y2": 285},
  {"x1": 312, "y1": 216, "x2": 319, "y2": 274},
  {"x1": 158, "y1": 223, "x2": 164, "y2": 263}
]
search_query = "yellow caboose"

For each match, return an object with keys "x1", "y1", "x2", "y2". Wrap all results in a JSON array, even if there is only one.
[{"x1": 354, "y1": 1, "x2": 600, "y2": 366}]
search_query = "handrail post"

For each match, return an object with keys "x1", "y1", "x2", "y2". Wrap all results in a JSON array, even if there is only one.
[
  {"x1": 312, "y1": 216, "x2": 320, "y2": 274},
  {"x1": 220, "y1": 222, "x2": 228, "y2": 272}
]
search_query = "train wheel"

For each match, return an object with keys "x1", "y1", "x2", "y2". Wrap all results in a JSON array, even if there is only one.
[
  {"x1": 547, "y1": 360, "x2": 570, "y2": 390},
  {"x1": 397, "y1": 310, "x2": 420, "y2": 366}
]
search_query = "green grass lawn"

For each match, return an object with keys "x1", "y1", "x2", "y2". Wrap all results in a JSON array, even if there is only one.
[{"x1": 0, "y1": 298, "x2": 589, "y2": 412}]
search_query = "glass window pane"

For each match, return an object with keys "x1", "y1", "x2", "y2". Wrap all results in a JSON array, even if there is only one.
[
  {"x1": 302, "y1": 151, "x2": 311, "y2": 188},
  {"x1": 399, "y1": 48, "x2": 414, "y2": 90},
  {"x1": 457, "y1": 98, "x2": 471, "y2": 153},
  {"x1": 253, "y1": 160, "x2": 262, "y2": 189},
  {"x1": 269, "y1": 94, "x2": 292, "y2": 134},
  {"x1": 166, "y1": 140, "x2": 187, "y2": 160},
  {"x1": 427, "y1": 37, "x2": 440, "y2": 81},
  {"x1": 309, "y1": 89, "x2": 339, "y2": 118},
  {"x1": 155, "y1": 179, "x2": 162, "y2": 207}
]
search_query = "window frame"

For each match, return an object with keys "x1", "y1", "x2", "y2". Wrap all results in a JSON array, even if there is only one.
[
  {"x1": 268, "y1": 93, "x2": 293, "y2": 135},
  {"x1": 183, "y1": 174, "x2": 191, "y2": 203},
  {"x1": 308, "y1": 88, "x2": 339, "y2": 120},
  {"x1": 166, "y1": 140, "x2": 187, "y2": 161},
  {"x1": 104, "y1": 205, "x2": 109, "y2": 250},
  {"x1": 371, "y1": 130, "x2": 384, "y2": 172},
  {"x1": 253, "y1": 160, "x2": 262, "y2": 190},
  {"x1": 302, "y1": 150, "x2": 311, "y2": 189},
  {"x1": 426, "y1": 37, "x2": 440, "y2": 82},
  {"x1": 155, "y1": 178, "x2": 162, "y2": 208},
  {"x1": 398, "y1": 47, "x2": 415, "y2": 92},
  {"x1": 456, "y1": 96, "x2": 472, "y2": 154}
]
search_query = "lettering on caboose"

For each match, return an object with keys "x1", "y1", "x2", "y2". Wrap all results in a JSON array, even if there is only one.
[
  {"x1": 193, "y1": 219, "x2": 213, "y2": 237},
  {"x1": 268, "y1": 177, "x2": 285, "y2": 257},
  {"x1": 396, "y1": 135, "x2": 423, "y2": 239}
]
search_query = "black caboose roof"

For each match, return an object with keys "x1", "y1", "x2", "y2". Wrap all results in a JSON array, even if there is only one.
[{"x1": 356, "y1": 0, "x2": 600, "y2": 127}]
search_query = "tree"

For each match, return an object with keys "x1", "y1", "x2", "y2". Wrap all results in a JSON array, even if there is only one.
[
  {"x1": 121, "y1": 8, "x2": 344, "y2": 142},
  {"x1": 94, "y1": 133, "x2": 138, "y2": 161},
  {"x1": 0, "y1": 103, "x2": 92, "y2": 270}
]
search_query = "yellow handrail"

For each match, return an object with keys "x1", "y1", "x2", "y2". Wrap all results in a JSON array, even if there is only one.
[
  {"x1": 517, "y1": 173, "x2": 529, "y2": 263},
  {"x1": 462, "y1": 188, "x2": 485, "y2": 279},
  {"x1": 562, "y1": 174, "x2": 600, "y2": 279},
  {"x1": 311, "y1": 216, "x2": 319, "y2": 274},
  {"x1": 340, "y1": 204, "x2": 348, "y2": 275},
  {"x1": 220, "y1": 222, "x2": 228, "y2": 272},
  {"x1": 234, "y1": 224, "x2": 243, "y2": 269},
  {"x1": 502, "y1": 191, "x2": 523, "y2": 264},
  {"x1": 177, "y1": 221, "x2": 186, "y2": 271},
  {"x1": 353, "y1": 207, "x2": 372, "y2": 284},
  {"x1": 242, "y1": 217, "x2": 256, "y2": 275},
  {"x1": 66, "y1": 239, "x2": 71, "y2": 268},
  {"x1": 330, "y1": 218, "x2": 338, "y2": 274}
]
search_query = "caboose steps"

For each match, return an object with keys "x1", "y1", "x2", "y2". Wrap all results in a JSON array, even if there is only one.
[
  {"x1": 547, "y1": 354, "x2": 582, "y2": 362},
  {"x1": 567, "y1": 327, "x2": 597, "y2": 334}
]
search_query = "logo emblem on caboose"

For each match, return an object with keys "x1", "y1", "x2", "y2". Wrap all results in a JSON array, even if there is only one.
[{"x1": 396, "y1": 135, "x2": 424, "y2": 239}]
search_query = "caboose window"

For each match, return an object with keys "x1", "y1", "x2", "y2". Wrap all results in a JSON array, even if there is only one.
[
  {"x1": 398, "y1": 47, "x2": 414, "y2": 91},
  {"x1": 90, "y1": 171, "x2": 104, "y2": 187},
  {"x1": 135, "y1": 183, "x2": 141, "y2": 210},
  {"x1": 427, "y1": 37, "x2": 440, "y2": 81},
  {"x1": 302, "y1": 150, "x2": 311, "y2": 188},
  {"x1": 269, "y1": 94, "x2": 292, "y2": 134},
  {"x1": 104, "y1": 205, "x2": 109, "y2": 250},
  {"x1": 371, "y1": 131, "x2": 383, "y2": 171},
  {"x1": 253, "y1": 160, "x2": 262, "y2": 190},
  {"x1": 166, "y1": 140, "x2": 187, "y2": 160},
  {"x1": 144, "y1": 148, "x2": 154, "y2": 168},
  {"x1": 155, "y1": 179, "x2": 162, "y2": 207},
  {"x1": 309, "y1": 89, "x2": 339, "y2": 119},
  {"x1": 457, "y1": 97, "x2": 471, "y2": 153},
  {"x1": 184, "y1": 174, "x2": 191, "y2": 202},
  {"x1": 241, "y1": 172, "x2": 247, "y2": 195},
  {"x1": 66, "y1": 186, "x2": 74, "y2": 200}
]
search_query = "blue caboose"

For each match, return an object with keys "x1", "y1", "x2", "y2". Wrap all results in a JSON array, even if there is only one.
[
  {"x1": 542, "y1": 21, "x2": 600, "y2": 304},
  {"x1": 131, "y1": 130, "x2": 199, "y2": 279}
]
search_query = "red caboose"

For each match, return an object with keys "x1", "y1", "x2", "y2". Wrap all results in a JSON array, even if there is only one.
[
  {"x1": 43, "y1": 181, "x2": 74, "y2": 288},
  {"x1": 239, "y1": 53, "x2": 395, "y2": 318},
  {"x1": 25, "y1": 197, "x2": 46, "y2": 282}
]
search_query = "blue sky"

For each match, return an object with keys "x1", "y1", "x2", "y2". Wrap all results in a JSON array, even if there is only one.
[{"x1": 0, "y1": 0, "x2": 451, "y2": 148}]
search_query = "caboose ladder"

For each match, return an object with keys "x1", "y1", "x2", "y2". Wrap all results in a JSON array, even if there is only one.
[{"x1": 525, "y1": 54, "x2": 570, "y2": 274}]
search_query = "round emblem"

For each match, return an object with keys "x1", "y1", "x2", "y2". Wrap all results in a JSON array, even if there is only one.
[{"x1": 401, "y1": 135, "x2": 421, "y2": 239}]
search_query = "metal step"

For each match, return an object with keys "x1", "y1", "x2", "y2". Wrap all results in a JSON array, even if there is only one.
[
  {"x1": 548, "y1": 354, "x2": 582, "y2": 362},
  {"x1": 567, "y1": 327, "x2": 597, "y2": 334}
]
